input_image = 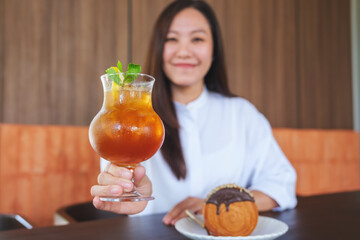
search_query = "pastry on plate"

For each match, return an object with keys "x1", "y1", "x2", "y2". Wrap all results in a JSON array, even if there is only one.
[{"x1": 203, "y1": 184, "x2": 258, "y2": 236}]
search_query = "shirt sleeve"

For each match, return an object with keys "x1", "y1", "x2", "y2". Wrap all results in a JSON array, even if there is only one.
[{"x1": 243, "y1": 103, "x2": 297, "y2": 211}]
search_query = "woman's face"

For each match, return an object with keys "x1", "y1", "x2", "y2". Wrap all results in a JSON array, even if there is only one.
[{"x1": 163, "y1": 8, "x2": 213, "y2": 91}]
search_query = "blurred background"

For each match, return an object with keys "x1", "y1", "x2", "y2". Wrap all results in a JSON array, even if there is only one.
[
  {"x1": 0, "y1": 0, "x2": 359, "y2": 227},
  {"x1": 0, "y1": 0, "x2": 359, "y2": 129}
]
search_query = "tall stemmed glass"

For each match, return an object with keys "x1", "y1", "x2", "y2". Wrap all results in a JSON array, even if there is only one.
[{"x1": 89, "y1": 73, "x2": 164, "y2": 202}]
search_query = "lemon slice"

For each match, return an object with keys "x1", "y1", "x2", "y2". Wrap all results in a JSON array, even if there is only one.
[
  {"x1": 110, "y1": 67, "x2": 124, "y2": 91},
  {"x1": 109, "y1": 67, "x2": 124, "y2": 104}
]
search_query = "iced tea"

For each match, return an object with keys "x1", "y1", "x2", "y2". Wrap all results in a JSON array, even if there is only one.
[{"x1": 89, "y1": 75, "x2": 164, "y2": 167}]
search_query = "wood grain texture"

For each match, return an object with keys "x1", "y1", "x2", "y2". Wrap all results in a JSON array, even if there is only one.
[
  {"x1": 0, "y1": 0, "x2": 354, "y2": 128},
  {"x1": 207, "y1": 0, "x2": 298, "y2": 128},
  {"x1": 131, "y1": 0, "x2": 173, "y2": 67},
  {"x1": 297, "y1": 0, "x2": 353, "y2": 128},
  {"x1": 0, "y1": 124, "x2": 100, "y2": 226},
  {"x1": 1, "y1": 0, "x2": 128, "y2": 125},
  {"x1": 273, "y1": 128, "x2": 360, "y2": 196}
]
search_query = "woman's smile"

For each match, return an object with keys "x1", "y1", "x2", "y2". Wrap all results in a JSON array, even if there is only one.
[{"x1": 173, "y1": 63, "x2": 197, "y2": 69}]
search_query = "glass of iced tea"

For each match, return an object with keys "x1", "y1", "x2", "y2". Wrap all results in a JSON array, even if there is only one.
[{"x1": 89, "y1": 72, "x2": 164, "y2": 202}]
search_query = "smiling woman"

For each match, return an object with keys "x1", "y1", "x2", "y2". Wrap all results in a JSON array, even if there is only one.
[
  {"x1": 163, "y1": 8, "x2": 214, "y2": 104},
  {"x1": 93, "y1": 0, "x2": 297, "y2": 227}
]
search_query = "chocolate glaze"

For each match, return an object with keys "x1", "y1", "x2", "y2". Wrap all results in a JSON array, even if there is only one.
[{"x1": 206, "y1": 188, "x2": 254, "y2": 215}]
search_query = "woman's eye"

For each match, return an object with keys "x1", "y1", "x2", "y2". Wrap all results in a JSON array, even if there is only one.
[
  {"x1": 165, "y1": 37, "x2": 177, "y2": 42},
  {"x1": 192, "y1": 37, "x2": 204, "y2": 43}
]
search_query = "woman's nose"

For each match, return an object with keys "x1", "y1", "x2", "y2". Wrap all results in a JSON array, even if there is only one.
[{"x1": 176, "y1": 42, "x2": 192, "y2": 58}]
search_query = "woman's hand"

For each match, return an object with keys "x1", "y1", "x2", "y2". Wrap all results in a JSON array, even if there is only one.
[
  {"x1": 163, "y1": 197, "x2": 205, "y2": 226},
  {"x1": 251, "y1": 190, "x2": 279, "y2": 211},
  {"x1": 91, "y1": 164, "x2": 152, "y2": 215}
]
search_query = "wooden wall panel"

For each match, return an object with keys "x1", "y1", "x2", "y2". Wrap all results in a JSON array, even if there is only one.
[
  {"x1": 1, "y1": 0, "x2": 128, "y2": 125},
  {"x1": 0, "y1": 0, "x2": 354, "y2": 128},
  {"x1": 298, "y1": 0, "x2": 353, "y2": 128},
  {"x1": 131, "y1": 0, "x2": 173, "y2": 67},
  {"x1": 207, "y1": 0, "x2": 298, "y2": 127},
  {"x1": 0, "y1": 124, "x2": 100, "y2": 226}
]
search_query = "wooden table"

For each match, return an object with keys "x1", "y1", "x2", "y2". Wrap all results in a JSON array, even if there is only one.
[{"x1": 0, "y1": 191, "x2": 359, "y2": 239}]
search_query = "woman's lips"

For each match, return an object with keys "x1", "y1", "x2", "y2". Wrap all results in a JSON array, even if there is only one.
[{"x1": 173, "y1": 63, "x2": 196, "y2": 69}]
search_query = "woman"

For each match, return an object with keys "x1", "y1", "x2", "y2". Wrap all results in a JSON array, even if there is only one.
[{"x1": 91, "y1": 0, "x2": 297, "y2": 225}]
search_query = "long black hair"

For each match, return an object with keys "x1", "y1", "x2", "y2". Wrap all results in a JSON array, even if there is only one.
[{"x1": 145, "y1": 0, "x2": 233, "y2": 179}]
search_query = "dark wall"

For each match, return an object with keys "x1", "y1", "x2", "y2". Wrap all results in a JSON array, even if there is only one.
[{"x1": 0, "y1": 0, "x2": 353, "y2": 128}]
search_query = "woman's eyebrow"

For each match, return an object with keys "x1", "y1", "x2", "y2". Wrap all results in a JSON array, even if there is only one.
[
  {"x1": 167, "y1": 30, "x2": 179, "y2": 35},
  {"x1": 167, "y1": 29, "x2": 208, "y2": 35},
  {"x1": 191, "y1": 29, "x2": 207, "y2": 34}
]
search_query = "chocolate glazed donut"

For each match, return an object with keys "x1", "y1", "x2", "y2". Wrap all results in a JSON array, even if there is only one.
[{"x1": 203, "y1": 184, "x2": 258, "y2": 236}]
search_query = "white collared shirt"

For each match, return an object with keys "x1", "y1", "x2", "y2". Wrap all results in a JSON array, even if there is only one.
[{"x1": 101, "y1": 88, "x2": 297, "y2": 215}]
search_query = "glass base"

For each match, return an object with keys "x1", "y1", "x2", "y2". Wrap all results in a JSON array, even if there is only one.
[{"x1": 100, "y1": 192, "x2": 154, "y2": 202}]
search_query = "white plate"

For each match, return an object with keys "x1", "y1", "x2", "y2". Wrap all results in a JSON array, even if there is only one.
[{"x1": 175, "y1": 215, "x2": 288, "y2": 240}]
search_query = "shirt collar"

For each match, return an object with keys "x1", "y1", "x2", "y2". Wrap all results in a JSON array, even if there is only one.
[{"x1": 174, "y1": 87, "x2": 210, "y2": 113}]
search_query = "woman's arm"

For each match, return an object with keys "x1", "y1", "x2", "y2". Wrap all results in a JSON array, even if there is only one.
[{"x1": 250, "y1": 190, "x2": 279, "y2": 211}]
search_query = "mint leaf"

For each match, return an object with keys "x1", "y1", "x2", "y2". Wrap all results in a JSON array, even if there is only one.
[
  {"x1": 106, "y1": 67, "x2": 117, "y2": 75},
  {"x1": 106, "y1": 67, "x2": 121, "y2": 85},
  {"x1": 124, "y1": 73, "x2": 137, "y2": 84},
  {"x1": 127, "y1": 63, "x2": 141, "y2": 74},
  {"x1": 124, "y1": 63, "x2": 141, "y2": 84},
  {"x1": 117, "y1": 61, "x2": 123, "y2": 73},
  {"x1": 105, "y1": 61, "x2": 142, "y2": 86}
]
